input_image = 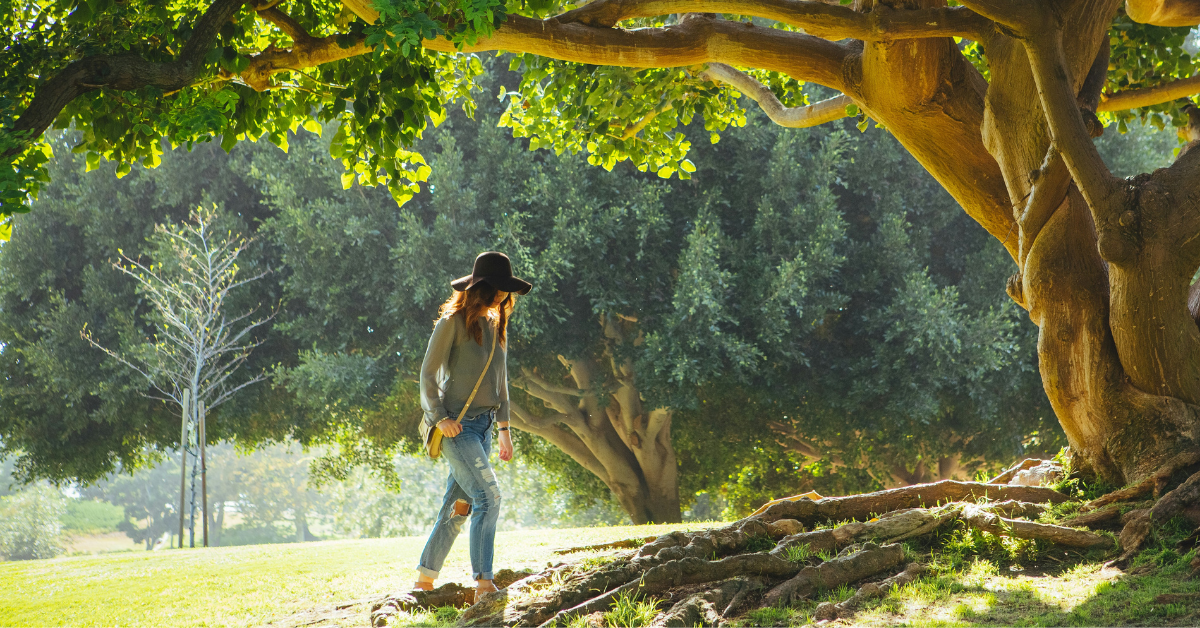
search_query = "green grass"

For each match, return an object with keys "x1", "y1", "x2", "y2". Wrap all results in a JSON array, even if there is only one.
[
  {"x1": 601, "y1": 590, "x2": 659, "y2": 627},
  {"x1": 60, "y1": 500, "x2": 123, "y2": 534},
  {"x1": 0, "y1": 522, "x2": 717, "y2": 628},
  {"x1": 845, "y1": 548, "x2": 1200, "y2": 627},
  {"x1": 783, "y1": 542, "x2": 813, "y2": 562}
]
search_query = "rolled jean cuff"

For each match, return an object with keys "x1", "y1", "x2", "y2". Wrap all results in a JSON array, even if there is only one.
[
  {"x1": 417, "y1": 565, "x2": 439, "y2": 579},
  {"x1": 474, "y1": 570, "x2": 493, "y2": 581}
]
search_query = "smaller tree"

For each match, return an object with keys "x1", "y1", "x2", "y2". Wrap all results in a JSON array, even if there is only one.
[
  {"x1": 82, "y1": 459, "x2": 181, "y2": 550},
  {"x1": 83, "y1": 207, "x2": 272, "y2": 547},
  {"x1": 0, "y1": 485, "x2": 66, "y2": 560}
]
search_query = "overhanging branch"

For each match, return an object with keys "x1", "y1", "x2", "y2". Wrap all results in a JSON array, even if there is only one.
[
  {"x1": 1125, "y1": 0, "x2": 1200, "y2": 26},
  {"x1": 698, "y1": 62, "x2": 851, "y2": 128},
  {"x1": 1099, "y1": 75, "x2": 1200, "y2": 112},
  {"x1": 245, "y1": 14, "x2": 852, "y2": 93},
  {"x1": 6, "y1": 0, "x2": 247, "y2": 159},
  {"x1": 553, "y1": 0, "x2": 991, "y2": 41}
]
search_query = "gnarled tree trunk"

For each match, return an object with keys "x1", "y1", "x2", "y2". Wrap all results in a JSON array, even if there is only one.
[
  {"x1": 510, "y1": 315, "x2": 681, "y2": 524},
  {"x1": 828, "y1": 0, "x2": 1200, "y2": 486}
]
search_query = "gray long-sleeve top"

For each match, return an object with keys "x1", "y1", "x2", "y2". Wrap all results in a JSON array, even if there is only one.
[{"x1": 420, "y1": 313, "x2": 509, "y2": 427}]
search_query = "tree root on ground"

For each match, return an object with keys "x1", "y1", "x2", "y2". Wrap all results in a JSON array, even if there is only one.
[
  {"x1": 369, "y1": 482, "x2": 1155, "y2": 627},
  {"x1": 813, "y1": 561, "x2": 926, "y2": 621},
  {"x1": 1082, "y1": 451, "x2": 1200, "y2": 513},
  {"x1": 371, "y1": 569, "x2": 533, "y2": 626},
  {"x1": 1117, "y1": 468, "x2": 1200, "y2": 561},
  {"x1": 752, "y1": 480, "x2": 1068, "y2": 526},
  {"x1": 760, "y1": 542, "x2": 906, "y2": 607},
  {"x1": 651, "y1": 577, "x2": 765, "y2": 627},
  {"x1": 959, "y1": 504, "x2": 1112, "y2": 548}
]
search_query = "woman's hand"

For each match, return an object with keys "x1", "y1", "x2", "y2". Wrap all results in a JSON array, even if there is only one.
[
  {"x1": 498, "y1": 428, "x2": 514, "y2": 462},
  {"x1": 437, "y1": 419, "x2": 462, "y2": 438}
]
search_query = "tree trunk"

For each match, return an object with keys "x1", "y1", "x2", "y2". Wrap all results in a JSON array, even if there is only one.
[
  {"x1": 208, "y1": 500, "x2": 224, "y2": 547},
  {"x1": 511, "y1": 316, "x2": 682, "y2": 524},
  {"x1": 832, "y1": 0, "x2": 1200, "y2": 487}
]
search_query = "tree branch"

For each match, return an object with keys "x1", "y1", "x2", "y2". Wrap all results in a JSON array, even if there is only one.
[
  {"x1": 1125, "y1": 0, "x2": 1200, "y2": 26},
  {"x1": 6, "y1": 0, "x2": 247, "y2": 158},
  {"x1": 698, "y1": 62, "x2": 851, "y2": 128},
  {"x1": 510, "y1": 402, "x2": 611, "y2": 480},
  {"x1": 544, "y1": 0, "x2": 990, "y2": 41},
  {"x1": 257, "y1": 7, "x2": 315, "y2": 44},
  {"x1": 245, "y1": 15, "x2": 852, "y2": 93},
  {"x1": 1021, "y1": 31, "x2": 1122, "y2": 216},
  {"x1": 1099, "y1": 75, "x2": 1200, "y2": 112}
]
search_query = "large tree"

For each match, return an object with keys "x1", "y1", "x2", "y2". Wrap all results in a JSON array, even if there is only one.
[{"x1": 7, "y1": 0, "x2": 1200, "y2": 488}]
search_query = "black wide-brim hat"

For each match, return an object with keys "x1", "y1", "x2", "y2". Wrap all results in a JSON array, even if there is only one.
[{"x1": 451, "y1": 251, "x2": 533, "y2": 295}]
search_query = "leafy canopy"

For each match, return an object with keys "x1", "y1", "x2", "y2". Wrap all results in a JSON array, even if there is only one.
[{"x1": 8, "y1": 0, "x2": 1193, "y2": 224}]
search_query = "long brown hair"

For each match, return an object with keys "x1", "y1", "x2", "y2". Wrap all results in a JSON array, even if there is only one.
[{"x1": 437, "y1": 282, "x2": 515, "y2": 346}]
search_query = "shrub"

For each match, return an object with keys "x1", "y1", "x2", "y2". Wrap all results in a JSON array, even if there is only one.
[
  {"x1": 61, "y1": 499, "x2": 124, "y2": 533},
  {"x1": 0, "y1": 485, "x2": 67, "y2": 560}
]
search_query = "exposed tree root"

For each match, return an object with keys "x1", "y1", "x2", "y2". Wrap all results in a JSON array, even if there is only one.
[
  {"x1": 1082, "y1": 451, "x2": 1200, "y2": 513},
  {"x1": 752, "y1": 480, "x2": 1068, "y2": 526},
  {"x1": 989, "y1": 458, "x2": 1047, "y2": 484},
  {"x1": 1061, "y1": 500, "x2": 1153, "y2": 529},
  {"x1": 959, "y1": 504, "x2": 1112, "y2": 549},
  {"x1": 542, "y1": 553, "x2": 801, "y2": 626},
  {"x1": 652, "y1": 577, "x2": 764, "y2": 626},
  {"x1": 814, "y1": 562, "x2": 926, "y2": 621},
  {"x1": 760, "y1": 543, "x2": 906, "y2": 607},
  {"x1": 1117, "y1": 468, "x2": 1200, "y2": 561},
  {"x1": 372, "y1": 483, "x2": 1154, "y2": 627},
  {"x1": 371, "y1": 569, "x2": 533, "y2": 626}
]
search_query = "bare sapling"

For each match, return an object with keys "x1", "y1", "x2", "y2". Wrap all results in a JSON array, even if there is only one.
[{"x1": 83, "y1": 205, "x2": 274, "y2": 547}]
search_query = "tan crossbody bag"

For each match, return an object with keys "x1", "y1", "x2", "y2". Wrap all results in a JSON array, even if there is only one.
[{"x1": 419, "y1": 320, "x2": 498, "y2": 460}]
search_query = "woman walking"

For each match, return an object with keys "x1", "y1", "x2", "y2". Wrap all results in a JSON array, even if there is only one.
[{"x1": 414, "y1": 251, "x2": 532, "y2": 598}]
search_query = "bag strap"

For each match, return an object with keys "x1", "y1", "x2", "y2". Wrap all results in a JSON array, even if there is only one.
[{"x1": 453, "y1": 318, "x2": 498, "y2": 424}]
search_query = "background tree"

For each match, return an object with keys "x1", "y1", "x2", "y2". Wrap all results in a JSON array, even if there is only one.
[
  {"x1": 0, "y1": 135, "x2": 290, "y2": 485},
  {"x1": 0, "y1": 485, "x2": 66, "y2": 560},
  {"x1": 82, "y1": 458, "x2": 182, "y2": 550}
]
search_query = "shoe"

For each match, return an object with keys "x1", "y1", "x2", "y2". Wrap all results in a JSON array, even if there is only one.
[
  {"x1": 475, "y1": 581, "x2": 499, "y2": 597},
  {"x1": 412, "y1": 580, "x2": 434, "y2": 592}
]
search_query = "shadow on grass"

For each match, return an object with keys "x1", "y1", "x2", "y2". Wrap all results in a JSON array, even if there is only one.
[{"x1": 853, "y1": 548, "x2": 1200, "y2": 628}]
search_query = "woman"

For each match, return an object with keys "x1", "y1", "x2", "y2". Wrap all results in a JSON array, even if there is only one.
[{"x1": 414, "y1": 251, "x2": 532, "y2": 598}]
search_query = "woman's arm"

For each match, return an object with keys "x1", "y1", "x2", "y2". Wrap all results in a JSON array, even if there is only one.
[
  {"x1": 497, "y1": 348, "x2": 513, "y2": 461},
  {"x1": 420, "y1": 317, "x2": 455, "y2": 428}
]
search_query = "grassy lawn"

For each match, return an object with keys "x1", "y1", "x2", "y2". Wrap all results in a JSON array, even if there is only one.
[
  {"x1": 7, "y1": 520, "x2": 1198, "y2": 628},
  {"x1": 735, "y1": 551, "x2": 1200, "y2": 628},
  {"x1": 0, "y1": 522, "x2": 716, "y2": 628}
]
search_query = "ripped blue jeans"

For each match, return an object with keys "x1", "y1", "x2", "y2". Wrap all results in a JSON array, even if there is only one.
[{"x1": 417, "y1": 410, "x2": 502, "y2": 581}]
